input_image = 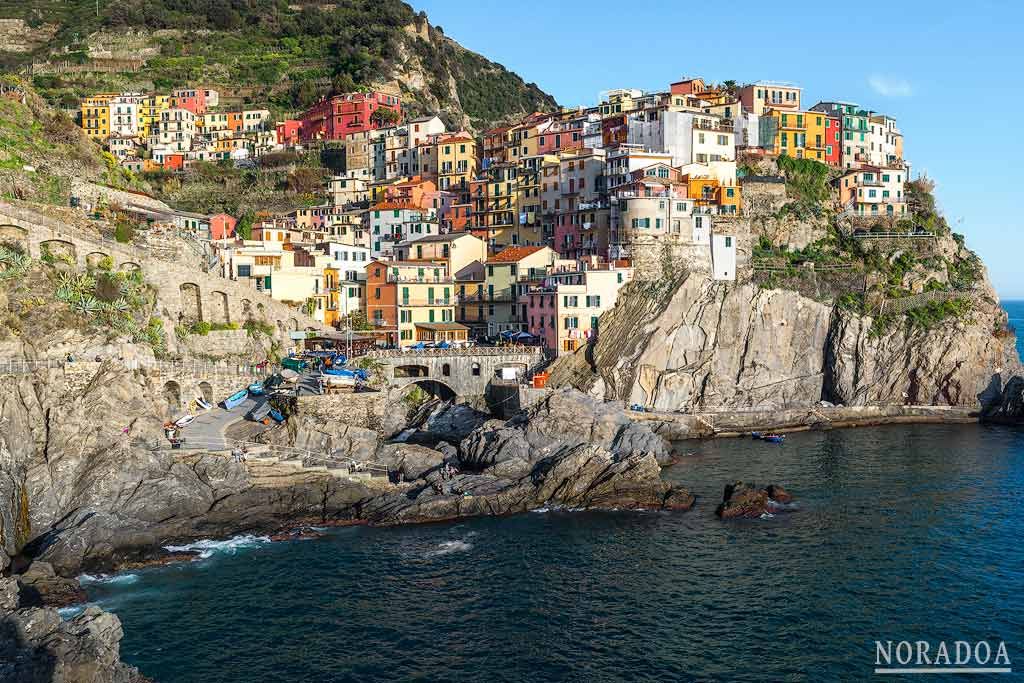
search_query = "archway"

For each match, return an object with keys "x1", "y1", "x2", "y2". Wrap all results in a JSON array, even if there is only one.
[
  {"x1": 162, "y1": 380, "x2": 182, "y2": 413},
  {"x1": 394, "y1": 364, "x2": 429, "y2": 378},
  {"x1": 403, "y1": 379, "x2": 457, "y2": 402},
  {"x1": 85, "y1": 251, "x2": 112, "y2": 270},
  {"x1": 0, "y1": 224, "x2": 29, "y2": 255},
  {"x1": 180, "y1": 283, "x2": 203, "y2": 322},
  {"x1": 288, "y1": 317, "x2": 299, "y2": 331},
  {"x1": 39, "y1": 239, "x2": 77, "y2": 264},
  {"x1": 198, "y1": 381, "x2": 213, "y2": 404},
  {"x1": 210, "y1": 290, "x2": 230, "y2": 324},
  {"x1": 241, "y1": 299, "x2": 253, "y2": 319},
  {"x1": 118, "y1": 261, "x2": 141, "y2": 272}
]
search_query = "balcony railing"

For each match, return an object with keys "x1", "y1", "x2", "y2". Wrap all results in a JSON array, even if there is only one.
[
  {"x1": 459, "y1": 292, "x2": 517, "y2": 303},
  {"x1": 387, "y1": 275, "x2": 454, "y2": 284},
  {"x1": 400, "y1": 298, "x2": 458, "y2": 306}
]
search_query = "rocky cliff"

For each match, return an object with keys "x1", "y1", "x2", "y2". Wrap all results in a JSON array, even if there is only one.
[
  {"x1": 0, "y1": 577, "x2": 149, "y2": 683},
  {"x1": 549, "y1": 239, "x2": 1019, "y2": 412}
]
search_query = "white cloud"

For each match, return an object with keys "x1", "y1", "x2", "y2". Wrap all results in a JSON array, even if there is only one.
[{"x1": 868, "y1": 75, "x2": 913, "y2": 97}]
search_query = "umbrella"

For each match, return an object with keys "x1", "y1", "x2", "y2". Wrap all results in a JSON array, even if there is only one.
[
  {"x1": 499, "y1": 330, "x2": 516, "y2": 340},
  {"x1": 436, "y1": 341, "x2": 451, "y2": 349},
  {"x1": 511, "y1": 331, "x2": 534, "y2": 341},
  {"x1": 410, "y1": 342, "x2": 426, "y2": 350}
]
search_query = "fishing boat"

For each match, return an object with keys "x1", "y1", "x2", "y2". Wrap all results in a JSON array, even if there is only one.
[
  {"x1": 245, "y1": 402, "x2": 271, "y2": 423},
  {"x1": 223, "y1": 389, "x2": 249, "y2": 410},
  {"x1": 751, "y1": 431, "x2": 764, "y2": 439},
  {"x1": 281, "y1": 356, "x2": 308, "y2": 372},
  {"x1": 269, "y1": 409, "x2": 285, "y2": 423},
  {"x1": 248, "y1": 381, "x2": 265, "y2": 396},
  {"x1": 174, "y1": 414, "x2": 195, "y2": 428},
  {"x1": 196, "y1": 397, "x2": 213, "y2": 411},
  {"x1": 763, "y1": 434, "x2": 785, "y2": 444}
]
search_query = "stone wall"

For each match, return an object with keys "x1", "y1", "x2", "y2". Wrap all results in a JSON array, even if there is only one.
[{"x1": 0, "y1": 19, "x2": 57, "y2": 53}]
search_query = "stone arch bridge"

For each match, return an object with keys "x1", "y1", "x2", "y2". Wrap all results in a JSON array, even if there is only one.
[
  {"x1": 0, "y1": 201, "x2": 326, "y2": 350},
  {"x1": 366, "y1": 347, "x2": 545, "y2": 400}
]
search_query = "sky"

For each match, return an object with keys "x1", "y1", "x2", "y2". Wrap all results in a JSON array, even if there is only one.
[{"x1": 418, "y1": 0, "x2": 1024, "y2": 297}]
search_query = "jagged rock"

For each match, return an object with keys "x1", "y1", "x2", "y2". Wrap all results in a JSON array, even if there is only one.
[
  {"x1": 420, "y1": 402, "x2": 490, "y2": 443},
  {"x1": 0, "y1": 578, "x2": 149, "y2": 682},
  {"x1": 980, "y1": 376, "x2": 1024, "y2": 424},
  {"x1": 16, "y1": 562, "x2": 86, "y2": 608},
  {"x1": 716, "y1": 482, "x2": 794, "y2": 519},
  {"x1": 375, "y1": 443, "x2": 444, "y2": 480},
  {"x1": 364, "y1": 443, "x2": 693, "y2": 526}
]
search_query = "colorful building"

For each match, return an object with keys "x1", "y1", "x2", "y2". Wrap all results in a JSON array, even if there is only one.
[
  {"x1": 80, "y1": 94, "x2": 116, "y2": 140},
  {"x1": 299, "y1": 91, "x2": 401, "y2": 143},
  {"x1": 758, "y1": 109, "x2": 827, "y2": 162}
]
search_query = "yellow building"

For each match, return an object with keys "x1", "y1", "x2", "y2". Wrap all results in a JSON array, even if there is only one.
[
  {"x1": 80, "y1": 94, "x2": 117, "y2": 140},
  {"x1": 436, "y1": 133, "x2": 478, "y2": 201},
  {"x1": 761, "y1": 109, "x2": 827, "y2": 162},
  {"x1": 390, "y1": 261, "x2": 464, "y2": 344},
  {"x1": 137, "y1": 94, "x2": 169, "y2": 139}
]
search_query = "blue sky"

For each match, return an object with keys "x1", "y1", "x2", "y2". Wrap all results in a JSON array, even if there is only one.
[{"x1": 418, "y1": 0, "x2": 1024, "y2": 297}]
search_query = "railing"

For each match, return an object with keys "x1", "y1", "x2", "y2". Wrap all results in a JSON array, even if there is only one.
[
  {"x1": 852, "y1": 232, "x2": 934, "y2": 239},
  {"x1": 458, "y1": 292, "x2": 516, "y2": 303},
  {"x1": 366, "y1": 347, "x2": 542, "y2": 358},
  {"x1": 399, "y1": 298, "x2": 457, "y2": 306},
  {"x1": 0, "y1": 357, "x2": 264, "y2": 377},
  {"x1": 387, "y1": 276, "x2": 454, "y2": 284}
]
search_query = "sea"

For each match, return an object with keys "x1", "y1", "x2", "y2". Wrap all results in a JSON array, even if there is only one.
[{"x1": 64, "y1": 305, "x2": 1024, "y2": 682}]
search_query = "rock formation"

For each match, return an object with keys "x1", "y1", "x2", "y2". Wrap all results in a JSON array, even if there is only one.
[
  {"x1": 715, "y1": 482, "x2": 793, "y2": 519},
  {"x1": 0, "y1": 578, "x2": 149, "y2": 683}
]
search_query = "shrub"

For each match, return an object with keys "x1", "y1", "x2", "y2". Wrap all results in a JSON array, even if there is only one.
[
  {"x1": 190, "y1": 320, "x2": 212, "y2": 335},
  {"x1": 114, "y1": 221, "x2": 135, "y2": 243}
]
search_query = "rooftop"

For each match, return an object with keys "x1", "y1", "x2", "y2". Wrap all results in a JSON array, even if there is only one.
[{"x1": 486, "y1": 246, "x2": 546, "y2": 264}]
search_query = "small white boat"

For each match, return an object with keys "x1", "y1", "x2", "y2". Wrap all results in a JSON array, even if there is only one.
[
  {"x1": 320, "y1": 373, "x2": 356, "y2": 387},
  {"x1": 196, "y1": 397, "x2": 213, "y2": 411},
  {"x1": 174, "y1": 414, "x2": 196, "y2": 428}
]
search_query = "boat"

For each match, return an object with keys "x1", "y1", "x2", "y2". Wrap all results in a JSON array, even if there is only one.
[
  {"x1": 248, "y1": 381, "x2": 265, "y2": 396},
  {"x1": 269, "y1": 409, "x2": 285, "y2": 423},
  {"x1": 195, "y1": 397, "x2": 213, "y2": 411},
  {"x1": 763, "y1": 434, "x2": 786, "y2": 443},
  {"x1": 751, "y1": 431, "x2": 764, "y2": 439},
  {"x1": 245, "y1": 402, "x2": 271, "y2": 422},
  {"x1": 174, "y1": 414, "x2": 195, "y2": 428},
  {"x1": 281, "y1": 356, "x2": 308, "y2": 372},
  {"x1": 320, "y1": 373, "x2": 356, "y2": 387},
  {"x1": 223, "y1": 389, "x2": 249, "y2": 410}
]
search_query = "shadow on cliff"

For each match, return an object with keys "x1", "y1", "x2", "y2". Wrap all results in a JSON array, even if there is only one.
[{"x1": 0, "y1": 617, "x2": 57, "y2": 680}]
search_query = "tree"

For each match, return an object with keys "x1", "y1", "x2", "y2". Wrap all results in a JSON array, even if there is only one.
[
  {"x1": 370, "y1": 106, "x2": 400, "y2": 127},
  {"x1": 236, "y1": 211, "x2": 254, "y2": 240}
]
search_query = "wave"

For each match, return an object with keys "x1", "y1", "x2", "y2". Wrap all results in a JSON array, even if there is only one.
[
  {"x1": 164, "y1": 534, "x2": 271, "y2": 560},
  {"x1": 58, "y1": 605, "x2": 87, "y2": 619},
  {"x1": 759, "y1": 512, "x2": 776, "y2": 520},
  {"x1": 767, "y1": 500, "x2": 799, "y2": 512},
  {"x1": 426, "y1": 539, "x2": 473, "y2": 558},
  {"x1": 78, "y1": 573, "x2": 139, "y2": 586}
]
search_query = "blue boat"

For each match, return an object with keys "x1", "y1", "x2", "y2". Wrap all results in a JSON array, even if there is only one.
[
  {"x1": 751, "y1": 431, "x2": 764, "y2": 439},
  {"x1": 323, "y1": 367, "x2": 368, "y2": 381},
  {"x1": 223, "y1": 389, "x2": 249, "y2": 410},
  {"x1": 764, "y1": 434, "x2": 785, "y2": 444},
  {"x1": 248, "y1": 382, "x2": 264, "y2": 396},
  {"x1": 269, "y1": 409, "x2": 285, "y2": 423}
]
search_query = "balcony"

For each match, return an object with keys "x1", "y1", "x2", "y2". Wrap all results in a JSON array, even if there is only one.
[
  {"x1": 459, "y1": 291, "x2": 517, "y2": 303},
  {"x1": 387, "y1": 275, "x2": 454, "y2": 284},
  {"x1": 399, "y1": 298, "x2": 458, "y2": 307}
]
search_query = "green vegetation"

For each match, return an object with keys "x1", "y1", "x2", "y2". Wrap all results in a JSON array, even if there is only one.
[
  {"x1": 776, "y1": 155, "x2": 832, "y2": 217},
  {"x1": 244, "y1": 319, "x2": 276, "y2": 337},
  {"x1": 8, "y1": 1, "x2": 556, "y2": 129}
]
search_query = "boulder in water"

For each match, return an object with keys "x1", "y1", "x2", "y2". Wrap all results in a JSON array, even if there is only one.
[{"x1": 716, "y1": 482, "x2": 795, "y2": 519}]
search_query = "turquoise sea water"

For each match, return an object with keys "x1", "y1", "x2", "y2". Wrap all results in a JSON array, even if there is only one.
[{"x1": 75, "y1": 424, "x2": 1024, "y2": 682}]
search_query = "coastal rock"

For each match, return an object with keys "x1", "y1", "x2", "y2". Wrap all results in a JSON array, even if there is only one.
[
  {"x1": 364, "y1": 444, "x2": 693, "y2": 526},
  {"x1": 375, "y1": 443, "x2": 444, "y2": 480},
  {"x1": 420, "y1": 402, "x2": 490, "y2": 443},
  {"x1": 548, "y1": 260, "x2": 1020, "y2": 412},
  {"x1": 716, "y1": 482, "x2": 794, "y2": 519},
  {"x1": 16, "y1": 561, "x2": 87, "y2": 608},
  {"x1": 0, "y1": 578, "x2": 149, "y2": 683},
  {"x1": 980, "y1": 375, "x2": 1024, "y2": 424}
]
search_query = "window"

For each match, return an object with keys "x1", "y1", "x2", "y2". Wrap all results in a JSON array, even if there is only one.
[
  {"x1": 442, "y1": 363, "x2": 451, "y2": 377},
  {"x1": 471, "y1": 363, "x2": 481, "y2": 376},
  {"x1": 400, "y1": 310, "x2": 411, "y2": 323},
  {"x1": 564, "y1": 316, "x2": 579, "y2": 329},
  {"x1": 725, "y1": 236, "x2": 732, "y2": 247}
]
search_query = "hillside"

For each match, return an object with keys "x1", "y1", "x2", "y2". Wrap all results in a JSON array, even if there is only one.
[{"x1": 0, "y1": 0, "x2": 557, "y2": 131}]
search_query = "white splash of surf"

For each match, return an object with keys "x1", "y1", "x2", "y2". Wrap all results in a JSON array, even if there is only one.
[
  {"x1": 426, "y1": 539, "x2": 473, "y2": 557},
  {"x1": 164, "y1": 534, "x2": 270, "y2": 559},
  {"x1": 78, "y1": 573, "x2": 139, "y2": 586}
]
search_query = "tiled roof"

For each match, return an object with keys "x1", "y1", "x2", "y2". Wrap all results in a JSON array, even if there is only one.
[{"x1": 486, "y1": 246, "x2": 545, "y2": 264}]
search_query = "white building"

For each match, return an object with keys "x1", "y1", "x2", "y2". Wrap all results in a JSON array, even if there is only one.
[
  {"x1": 150, "y1": 108, "x2": 196, "y2": 153},
  {"x1": 109, "y1": 94, "x2": 141, "y2": 138},
  {"x1": 627, "y1": 110, "x2": 735, "y2": 174},
  {"x1": 368, "y1": 204, "x2": 439, "y2": 258},
  {"x1": 711, "y1": 232, "x2": 736, "y2": 281}
]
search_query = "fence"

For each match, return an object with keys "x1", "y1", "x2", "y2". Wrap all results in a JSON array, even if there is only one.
[
  {"x1": 0, "y1": 357, "x2": 264, "y2": 377},
  {"x1": 878, "y1": 290, "x2": 979, "y2": 316}
]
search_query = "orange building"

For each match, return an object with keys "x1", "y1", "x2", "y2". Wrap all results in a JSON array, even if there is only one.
[{"x1": 365, "y1": 260, "x2": 399, "y2": 345}]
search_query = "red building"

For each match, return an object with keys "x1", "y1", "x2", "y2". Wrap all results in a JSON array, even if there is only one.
[
  {"x1": 824, "y1": 115, "x2": 842, "y2": 166},
  {"x1": 365, "y1": 260, "x2": 398, "y2": 345},
  {"x1": 209, "y1": 213, "x2": 237, "y2": 241},
  {"x1": 276, "y1": 119, "x2": 303, "y2": 146},
  {"x1": 163, "y1": 154, "x2": 185, "y2": 171},
  {"x1": 299, "y1": 91, "x2": 402, "y2": 143},
  {"x1": 170, "y1": 89, "x2": 207, "y2": 116}
]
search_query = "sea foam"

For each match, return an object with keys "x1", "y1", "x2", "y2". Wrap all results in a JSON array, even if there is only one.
[
  {"x1": 164, "y1": 534, "x2": 271, "y2": 559},
  {"x1": 426, "y1": 539, "x2": 473, "y2": 557},
  {"x1": 78, "y1": 573, "x2": 139, "y2": 586}
]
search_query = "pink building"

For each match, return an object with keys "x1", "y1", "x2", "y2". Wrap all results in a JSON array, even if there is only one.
[
  {"x1": 170, "y1": 89, "x2": 207, "y2": 115},
  {"x1": 210, "y1": 213, "x2": 237, "y2": 241},
  {"x1": 276, "y1": 119, "x2": 303, "y2": 146}
]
